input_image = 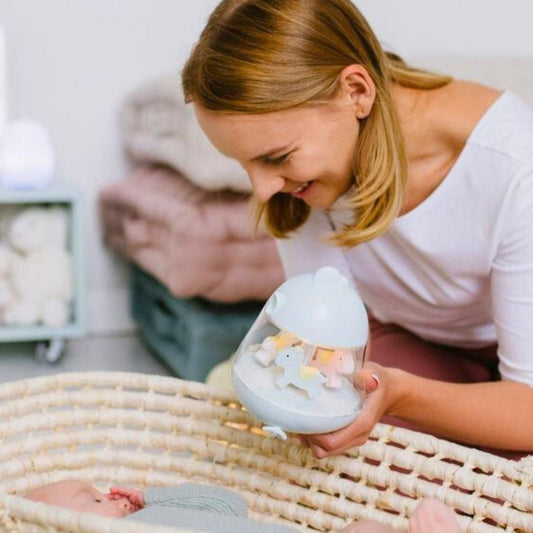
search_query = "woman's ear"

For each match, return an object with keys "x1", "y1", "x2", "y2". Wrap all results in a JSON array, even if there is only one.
[{"x1": 338, "y1": 64, "x2": 376, "y2": 118}]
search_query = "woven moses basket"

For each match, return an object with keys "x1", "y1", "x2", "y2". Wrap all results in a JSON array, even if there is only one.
[{"x1": 0, "y1": 372, "x2": 531, "y2": 532}]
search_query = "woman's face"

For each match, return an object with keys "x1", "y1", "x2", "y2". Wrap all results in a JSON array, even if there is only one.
[{"x1": 194, "y1": 95, "x2": 360, "y2": 209}]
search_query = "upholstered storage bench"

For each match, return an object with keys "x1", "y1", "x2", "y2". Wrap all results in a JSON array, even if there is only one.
[{"x1": 131, "y1": 266, "x2": 262, "y2": 381}]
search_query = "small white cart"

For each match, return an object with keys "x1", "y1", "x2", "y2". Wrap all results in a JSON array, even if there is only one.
[{"x1": 0, "y1": 181, "x2": 86, "y2": 362}]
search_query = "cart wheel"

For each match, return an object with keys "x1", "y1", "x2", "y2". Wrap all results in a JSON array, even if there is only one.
[{"x1": 35, "y1": 339, "x2": 66, "y2": 364}]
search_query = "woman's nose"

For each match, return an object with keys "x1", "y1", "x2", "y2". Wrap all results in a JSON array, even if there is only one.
[{"x1": 248, "y1": 169, "x2": 285, "y2": 203}]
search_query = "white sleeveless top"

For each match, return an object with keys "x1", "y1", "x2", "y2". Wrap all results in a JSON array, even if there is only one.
[{"x1": 276, "y1": 91, "x2": 533, "y2": 386}]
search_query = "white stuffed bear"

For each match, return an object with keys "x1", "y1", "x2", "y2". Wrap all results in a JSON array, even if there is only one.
[
  {"x1": 0, "y1": 243, "x2": 16, "y2": 278},
  {"x1": 8, "y1": 206, "x2": 68, "y2": 253},
  {"x1": 0, "y1": 244, "x2": 16, "y2": 323},
  {"x1": 3, "y1": 206, "x2": 72, "y2": 328}
]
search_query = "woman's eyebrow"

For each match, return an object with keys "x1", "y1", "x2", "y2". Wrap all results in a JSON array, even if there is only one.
[{"x1": 251, "y1": 143, "x2": 293, "y2": 161}]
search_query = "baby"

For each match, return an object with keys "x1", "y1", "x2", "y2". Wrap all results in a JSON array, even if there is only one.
[
  {"x1": 25, "y1": 480, "x2": 459, "y2": 532},
  {"x1": 25, "y1": 480, "x2": 295, "y2": 532}
]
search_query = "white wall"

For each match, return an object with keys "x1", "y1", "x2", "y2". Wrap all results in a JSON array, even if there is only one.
[
  {"x1": 356, "y1": 0, "x2": 533, "y2": 57},
  {"x1": 1, "y1": 0, "x2": 532, "y2": 334}
]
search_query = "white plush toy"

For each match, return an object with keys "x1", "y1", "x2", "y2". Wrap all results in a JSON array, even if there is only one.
[
  {"x1": 8, "y1": 206, "x2": 68, "y2": 253},
  {"x1": 3, "y1": 206, "x2": 72, "y2": 328},
  {"x1": 0, "y1": 244, "x2": 16, "y2": 278},
  {"x1": 0, "y1": 279, "x2": 14, "y2": 308},
  {"x1": 0, "y1": 244, "x2": 16, "y2": 323}
]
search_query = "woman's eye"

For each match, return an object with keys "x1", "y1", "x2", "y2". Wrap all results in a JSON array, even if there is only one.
[
  {"x1": 263, "y1": 154, "x2": 290, "y2": 166},
  {"x1": 94, "y1": 498, "x2": 102, "y2": 503}
]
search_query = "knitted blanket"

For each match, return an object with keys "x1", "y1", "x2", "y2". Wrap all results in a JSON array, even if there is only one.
[
  {"x1": 99, "y1": 166, "x2": 283, "y2": 303},
  {"x1": 120, "y1": 74, "x2": 251, "y2": 193}
]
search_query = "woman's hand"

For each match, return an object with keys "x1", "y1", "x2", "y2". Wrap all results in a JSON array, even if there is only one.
[
  {"x1": 108, "y1": 486, "x2": 145, "y2": 511},
  {"x1": 300, "y1": 363, "x2": 398, "y2": 458}
]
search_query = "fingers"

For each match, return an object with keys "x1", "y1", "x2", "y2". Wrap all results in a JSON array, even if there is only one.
[
  {"x1": 129, "y1": 490, "x2": 144, "y2": 507},
  {"x1": 303, "y1": 409, "x2": 375, "y2": 458},
  {"x1": 107, "y1": 487, "x2": 127, "y2": 501},
  {"x1": 341, "y1": 521, "x2": 395, "y2": 533},
  {"x1": 109, "y1": 487, "x2": 137, "y2": 494},
  {"x1": 295, "y1": 363, "x2": 389, "y2": 459},
  {"x1": 354, "y1": 368, "x2": 380, "y2": 393},
  {"x1": 303, "y1": 381, "x2": 385, "y2": 458},
  {"x1": 296, "y1": 435, "x2": 310, "y2": 447},
  {"x1": 109, "y1": 486, "x2": 129, "y2": 497},
  {"x1": 133, "y1": 490, "x2": 145, "y2": 507},
  {"x1": 310, "y1": 425, "x2": 373, "y2": 457},
  {"x1": 409, "y1": 499, "x2": 460, "y2": 533},
  {"x1": 109, "y1": 487, "x2": 144, "y2": 507}
]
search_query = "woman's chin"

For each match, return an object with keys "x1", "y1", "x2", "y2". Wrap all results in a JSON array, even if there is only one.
[{"x1": 303, "y1": 193, "x2": 339, "y2": 210}]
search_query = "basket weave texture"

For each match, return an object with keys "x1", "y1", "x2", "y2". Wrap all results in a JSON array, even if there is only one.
[{"x1": 0, "y1": 372, "x2": 531, "y2": 532}]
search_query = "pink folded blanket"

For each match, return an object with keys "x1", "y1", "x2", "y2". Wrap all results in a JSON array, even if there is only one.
[{"x1": 99, "y1": 166, "x2": 283, "y2": 303}]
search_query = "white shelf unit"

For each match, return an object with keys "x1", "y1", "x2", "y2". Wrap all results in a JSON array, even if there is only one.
[{"x1": 0, "y1": 181, "x2": 87, "y2": 361}]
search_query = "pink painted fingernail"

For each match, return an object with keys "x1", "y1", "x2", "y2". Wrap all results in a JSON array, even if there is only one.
[{"x1": 371, "y1": 373, "x2": 380, "y2": 387}]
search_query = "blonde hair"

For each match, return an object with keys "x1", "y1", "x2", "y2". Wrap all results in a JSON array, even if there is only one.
[{"x1": 182, "y1": 0, "x2": 451, "y2": 247}]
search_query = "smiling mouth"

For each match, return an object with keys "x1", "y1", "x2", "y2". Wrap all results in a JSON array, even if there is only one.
[{"x1": 291, "y1": 182, "x2": 311, "y2": 196}]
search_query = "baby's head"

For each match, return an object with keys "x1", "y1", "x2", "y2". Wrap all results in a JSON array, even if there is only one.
[{"x1": 24, "y1": 480, "x2": 134, "y2": 518}]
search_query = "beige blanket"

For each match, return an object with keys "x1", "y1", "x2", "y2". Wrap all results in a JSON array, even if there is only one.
[
  {"x1": 120, "y1": 75, "x2": 251, "y2": 193},
  {"x1": 99, "y1": 166, "x2": 283, "y2": 303}
]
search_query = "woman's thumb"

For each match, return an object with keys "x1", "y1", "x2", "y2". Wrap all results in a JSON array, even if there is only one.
[{"x1": 355, "y1": 368, "x2": 380, "y2": 393}]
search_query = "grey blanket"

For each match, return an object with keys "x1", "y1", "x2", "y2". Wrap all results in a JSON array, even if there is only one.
[{"x1": 125, "y1": 483, "x2": 296, "y2": 533}]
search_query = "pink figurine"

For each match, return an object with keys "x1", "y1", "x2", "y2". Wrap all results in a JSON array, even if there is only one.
[{"x1": 310, "y1": 348, "x2": 355, "y2": 388}]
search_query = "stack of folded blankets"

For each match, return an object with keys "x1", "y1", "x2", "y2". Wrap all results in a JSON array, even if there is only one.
[{"x1": 99, "y1": 75, "x2": 284, "y2": 381}]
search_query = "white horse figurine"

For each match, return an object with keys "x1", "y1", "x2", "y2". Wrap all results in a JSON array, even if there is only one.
[
  {"x1": 254, "y1": 330, "x2": 299, "y2": 366},
  {"x1": 275, "y1": 346, "x2": 326, "y2": 399}
]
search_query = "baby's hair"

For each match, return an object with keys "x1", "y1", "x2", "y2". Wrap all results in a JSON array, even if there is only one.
[{"x1": 182, "y1": 0, "x2": 451, "y2": 246}]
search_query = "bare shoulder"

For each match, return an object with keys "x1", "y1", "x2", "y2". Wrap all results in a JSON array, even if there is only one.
[
  {"x1": 444, "y1": 79, "x2": 501, "y2": 105},
  {"x1": 430, "y1": 80, "x2": 502, "y2": 145}
]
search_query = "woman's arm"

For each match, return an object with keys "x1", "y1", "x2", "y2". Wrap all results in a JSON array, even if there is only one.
[
  {"x1": 304, "y1": 364, "x2": 533, "y2": 457},
  {"x1": 307, "y1": 167, "x2": 533, "y2": 457},
  {"x1": 390, "y1": 368, "x2": 533, "y2": 449}
]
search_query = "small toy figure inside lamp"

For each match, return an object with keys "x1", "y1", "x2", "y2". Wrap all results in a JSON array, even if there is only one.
[{"x1": 232, "y1": 266, "x2": 368, "y2": 440}]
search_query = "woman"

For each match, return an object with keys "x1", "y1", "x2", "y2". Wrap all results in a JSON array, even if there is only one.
[{"x1": 181, "y1": 0, "x2": 533, "y2": 459}]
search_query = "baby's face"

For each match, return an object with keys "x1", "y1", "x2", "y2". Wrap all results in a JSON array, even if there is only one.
[{"x1": 25, "y1": 480, "x2": 134, "y2": 518}]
